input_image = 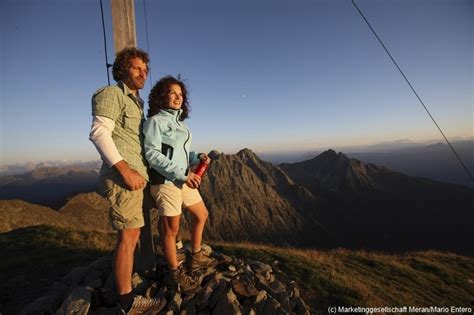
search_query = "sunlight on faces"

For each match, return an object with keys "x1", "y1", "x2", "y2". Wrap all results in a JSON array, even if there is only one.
[
  {"x1": 168, "y1": 83, "x2": 183, "y2": 110},
  {"x1": 123, "y1": 57, "x2": 148, "y2": 92}
]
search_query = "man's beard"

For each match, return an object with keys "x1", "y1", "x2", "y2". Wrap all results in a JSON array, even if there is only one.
[{"x1": 132, "y1": 77, "x2": 145, "y2": 89}]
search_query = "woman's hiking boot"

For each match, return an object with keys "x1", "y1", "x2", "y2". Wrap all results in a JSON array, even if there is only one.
[
  {"x1": 164, "y1": 266, "x2": 199, "y2": 294},
  {"x1": 187, "y1": 249, "x2": 216, "y2": 271}
]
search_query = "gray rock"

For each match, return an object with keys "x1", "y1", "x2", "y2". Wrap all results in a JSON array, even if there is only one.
[
  {"x1": 84, "y1": 268, "x2": 102, "y2": 286},
  {"x1": 271, "y1": 260, "x2": 283, "y2": 274},
  {"x1": 231, "y1": 276, "x2": 258, "y2": 297},
  {"x1": 145, "y1": 281, "x2": 159, "y2": 298},
  {"x1": 87, "y1": 279, "x2": 102, "y2": 289},
  {"x1": 168, "y1": 290, "x2": 182, "y2": 312},
  {"x1": 261, "y1": 296, "x2": 280, "y2": 315},
  {"x1": 98, "y1": 288, "x2": 118, "y2": 308},
  {"x1": 268, "y1": 279, "x2": 286, "y2": 294},
  {"x1": 254, "y1": 290, "x2": 267, "y2": 304},
  {"x1": 50, "y1": 281, "x2": 70, "y2": 301},
  {"x1": 180, "y1": 292, "x2": 195, "y2": 310},
  {"x1": 24, "y1": 245, "x2": 314, "y2": 315},
  {"x1": 242, "y1": 306, "x2": 257, "y2": 315},
  {"x1": 255, "y1": 272, "x2": 272, "y2": 292},
  {"x1": 87, "y1": 255, "x2": 111, "y2": 272},
  {"x1": 132, "y1": 272, "x2": 149, "y2": 295},
  {"x1": 212, "y1": 287, "x2": 242, "y2": 315},
  {"x1": 248, "y1": 260, "x2": 272, "y2": 275},
  {"x1": 55, "y1": 286, "x2": 92, "y2": 315},
  {"x1": 64, "y1": 266, "x2": 89, "y2": 286},
  {"x1": 293, "y1": 296, "x2": 311, "y2": 315},
  {"x1": 179, "y1": 299, "x2": 197, "y2": 315},
  {"x1": 201, "y1": 243, "x2": 213, "y2": 256},
  {"x1": 254, "y1": 290, "x2": 268, "y2": 313},
  {"x1": 218, "y1": 253, "x2": 234, "y2": 265},
  {"x1": 195, "y1": 285, "x2": 213, "y2": 310},
  {"x1": 277, "y1": 308, "x2": 290, "y2": 315},
  {"x1": 208, "y1": 279, "x2": 228, "y2": 309},
  {"x1": 197, "y1": 266, "x2": 216, "y2": 284},
  {"x1": 276, "y1": 291, "x2": 291, "y2": 312},
  {"x1": 288, "y1": 281, "x2": 300, "y2": 298}
]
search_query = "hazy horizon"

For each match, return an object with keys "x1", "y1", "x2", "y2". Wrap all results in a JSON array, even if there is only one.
[{"x1": 1, "y1": 136, "x2": 472, "y2": 166}]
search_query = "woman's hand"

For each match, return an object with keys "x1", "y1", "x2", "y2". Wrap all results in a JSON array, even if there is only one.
[{"x1": 186, "y1": 172, "x2": 202, "y2": 189}]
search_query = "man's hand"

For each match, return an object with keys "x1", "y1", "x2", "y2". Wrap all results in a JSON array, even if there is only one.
[
  {"x1": 113, "y1": 160, "x2": 146, "y2": 191},
  {"x1": 186, "y1": 172, "x2": 201, "y2": 189}
]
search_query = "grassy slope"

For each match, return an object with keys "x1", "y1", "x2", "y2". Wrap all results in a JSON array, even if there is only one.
[
  {"x1": 0, "y1": 225, "x2": 115, "y2": 314},
  {"x1": 1, "y1": 226, "x2": 473, "y2": 314},
  {"x1": 212, "y1": 242, "x2": 474, "y2": 313}
]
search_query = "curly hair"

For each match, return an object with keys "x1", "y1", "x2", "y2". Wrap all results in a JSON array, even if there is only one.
[
  {"x1": 112, "y1": 47, "x2": 149, "y2": 82},
  {"x1": 147, "y1": 75, "x2": 190, "y2": 120}
]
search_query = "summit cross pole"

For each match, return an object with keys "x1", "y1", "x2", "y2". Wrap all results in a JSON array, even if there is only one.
[
  {"x1": 110, "y1": 0, "x2": 137, "y2": 53},
  {"x1": 110, "y1": 0, "x2": 156, "y2": 277}
]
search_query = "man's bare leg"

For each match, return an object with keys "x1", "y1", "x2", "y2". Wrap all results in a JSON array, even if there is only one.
[{"x1": 114, "y1": 228, "x2": 141, "y2": 294}]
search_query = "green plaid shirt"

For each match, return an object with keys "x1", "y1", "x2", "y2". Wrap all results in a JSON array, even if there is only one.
[{"x1": 92, "y1": 81, "x2": 149, "y2": 180}]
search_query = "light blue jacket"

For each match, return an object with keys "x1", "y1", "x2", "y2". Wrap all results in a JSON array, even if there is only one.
[{"x1": 143, "y1": 108, "x2": 200, "y2": 185}]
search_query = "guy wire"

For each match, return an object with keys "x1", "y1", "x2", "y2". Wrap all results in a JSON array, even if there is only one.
[
  {"x1": 351, "y1": 0, "x2": 473, "y2": 181},
  {"x1": 99, "y1": 0, "x2": 111, "y2": 85}
]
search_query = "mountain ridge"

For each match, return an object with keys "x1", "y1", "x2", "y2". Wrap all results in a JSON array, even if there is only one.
[{"x1": 1, "y1": 148, "x2": 472, "y2": 253}]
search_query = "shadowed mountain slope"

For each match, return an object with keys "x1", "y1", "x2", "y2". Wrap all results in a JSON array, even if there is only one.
[
  {"x1": 280, "y1": 150, "x2": 474, "y2": 253},
  {"x1": 193, "y1": 149, "x2": 328, "y2": 246}
]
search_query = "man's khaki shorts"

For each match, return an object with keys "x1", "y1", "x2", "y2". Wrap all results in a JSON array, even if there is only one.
[
  {"x1": 150, "y1": 183, "x2": 202, "y2": 217},
  {"x1": 99, "y1": 172, "x2": 145, "y2": 230}
]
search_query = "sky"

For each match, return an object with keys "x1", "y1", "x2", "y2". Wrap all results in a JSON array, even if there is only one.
[{"x1": 1, "y1": 0, "x2": 472, "y2": 164}]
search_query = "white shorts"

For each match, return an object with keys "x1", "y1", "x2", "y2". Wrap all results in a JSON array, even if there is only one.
[{"x1": 150, "y1": 183, "x2": 203, "y2": 217}]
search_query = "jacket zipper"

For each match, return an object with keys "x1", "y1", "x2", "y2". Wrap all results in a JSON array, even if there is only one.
[{"x1": 176, "y1": 113, "x2": 190, "y2": 168}]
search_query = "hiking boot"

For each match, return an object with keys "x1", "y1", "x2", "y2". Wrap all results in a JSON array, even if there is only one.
[
  {"x1": 164, "y1": 266, "x2": 199, "y2": 294},
  {"x1": 187, "y1": 249, "x2": 216, "y2": 271},
  {"x1": 118, "y1": 295, "x2": 166, "y2": 315}
]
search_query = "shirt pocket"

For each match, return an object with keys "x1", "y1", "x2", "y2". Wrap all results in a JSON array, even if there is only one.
[{"x1": 124, "y1": 108, "x2": 142, "y2": 133}]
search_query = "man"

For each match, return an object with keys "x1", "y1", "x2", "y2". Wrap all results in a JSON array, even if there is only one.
[{"x1": 89, "y1": 47, "x2": 164, "y2": 314}]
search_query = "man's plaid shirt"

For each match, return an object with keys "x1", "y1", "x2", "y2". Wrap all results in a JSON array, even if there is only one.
[{"x1": 92, "y1": 81, "x2": 149, "y2": 180}]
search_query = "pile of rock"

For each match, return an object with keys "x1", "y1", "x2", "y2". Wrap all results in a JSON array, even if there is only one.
[{"x1": 21, "y1": 245, "x2": 312, "y2": 314}]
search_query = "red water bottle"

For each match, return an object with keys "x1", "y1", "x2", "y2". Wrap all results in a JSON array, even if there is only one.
[{"x1": 194, "y1": 157, "x2": 210, "y2": 177}]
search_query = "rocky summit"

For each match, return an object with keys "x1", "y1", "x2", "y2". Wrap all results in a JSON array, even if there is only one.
[{"x1": 21, "y1": 244, "x2": 312, "y2": 315}]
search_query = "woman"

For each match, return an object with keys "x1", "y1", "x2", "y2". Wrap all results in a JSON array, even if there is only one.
[{"x1": 143, "y1": 75, "x2": 214, "y2": 293}]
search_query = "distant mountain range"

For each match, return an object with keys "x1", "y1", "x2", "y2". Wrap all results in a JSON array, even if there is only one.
[
  {"x1": 0, "y1": 167, "x2": 100, "y2": 209},
  {"x1": 261, "y1": 139, "x2": 474, "y2": 187},
  {"x1": 0, "y1": 148, "x2": 472, "y2": 253},
  {"x1": 0, "y1": 160, "x2": 101, "y2": 177}
]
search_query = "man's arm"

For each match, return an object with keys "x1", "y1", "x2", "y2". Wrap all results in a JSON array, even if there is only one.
[{"x1": 89, "y1": 116, "x2": 145, "y2": 190}]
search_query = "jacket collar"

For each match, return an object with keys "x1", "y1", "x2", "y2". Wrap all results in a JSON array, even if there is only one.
[{"x1": 162, "y1": 108, "x2": 183, "y2": 118}]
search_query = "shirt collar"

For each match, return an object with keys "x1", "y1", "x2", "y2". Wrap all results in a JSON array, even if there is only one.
[{"x1": 118, "y1": 81, "x2": 144, "y2": 108}]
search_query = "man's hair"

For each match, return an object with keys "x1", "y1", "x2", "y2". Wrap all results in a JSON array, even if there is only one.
[
  {"x1": 112, "y1": 47, "x2": 149, "y2": 82},
  {"x1": 147, "y1": 75, "x2": 190, "y2": 120}
]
